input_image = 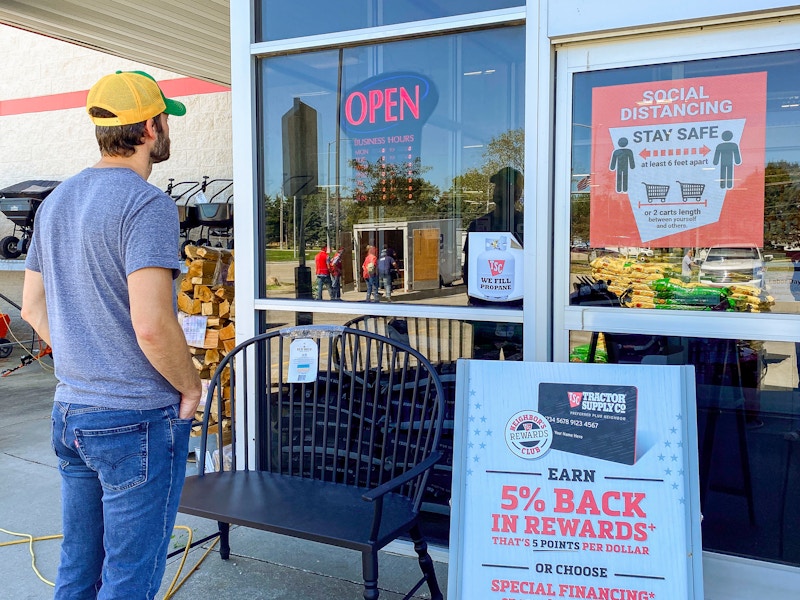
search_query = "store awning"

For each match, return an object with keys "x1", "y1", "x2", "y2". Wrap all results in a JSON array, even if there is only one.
[{"x1": 0, "y1": 0, "x2": 231, "y2": 86}]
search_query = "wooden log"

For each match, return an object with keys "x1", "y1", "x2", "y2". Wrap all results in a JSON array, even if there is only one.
[
  {"x1": 202, "y1": 328, "x2": 220, "y2": 349},
  {"x1": 196, "y1": 247, "x2": 232, "y2": 263},
  {"x1": 204, "y1": 348, "x2": 221, "y2": 364},
  {"x1": 218, "y1": 299, "x2": 230, "y2": 319},
  {"x1": 214, "y1": 285, "x2": 235, "y2": 301},
  {"x1": 177, "y1": 293, "x2": 201, "y2": 315},
  {"x1": 184, "y1": 245, "x2": 201, "y2": 260},
  {"x1": 194, "y1": 285, "x2": 215, "y2": 302},
  {"x1": 219, "y1": 322, "x2": 236, "y2": 341},
  {"x1": 222, "y1": 337, "x2": 236, "y2": 354},
  {"x1": 190, "y1": 276, "x2": 215, "y2": 285},
  {"x1": 226, "y1": 260, "x2": 235, "y2": 282},
  {"x1": 201, "y1": 302, "x2": 219, "y2": 316},
  {"x1": 187, "y1": 260, "x2": 217, "y2": 278},
  {"x1": 179, "y1": 277, "x2": 194, "y2": 293},
  {"x1": 220, "y1": 365, "x2": 231, "y2": 386}
]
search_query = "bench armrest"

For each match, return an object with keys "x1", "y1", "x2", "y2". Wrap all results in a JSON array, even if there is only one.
[{"x1": 361, "y1": 451, "x2": 442, "y2": 503}]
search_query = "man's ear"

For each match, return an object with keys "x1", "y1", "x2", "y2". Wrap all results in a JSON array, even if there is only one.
[{"x1": 143, "y1": 117, "x2": 159, "y2": 141}]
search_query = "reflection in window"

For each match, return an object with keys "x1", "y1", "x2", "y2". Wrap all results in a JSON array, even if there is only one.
[
  {"x1": 569, "y1": 330, "x2": 800, "y2": 567},
  {"x1": 257, "y1": 0, "x2": 523, "y2": 42},
  {"x1": 569, "y1": 50, "x2": 800, "y2": 314},
  {"x1": 260, "y1": 27, "x2": 525, "y2": 308},
  {"x1": 261, "y1": 310, "x2": 523, "y2": 545}
]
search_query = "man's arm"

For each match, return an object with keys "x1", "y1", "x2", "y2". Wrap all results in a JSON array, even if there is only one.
[
  {"x1": 128, "y1": 267, "x2": 202, "y2": 419},
  {"x1": 21, "y1": 269, "x2": 51, "y2": 346}
]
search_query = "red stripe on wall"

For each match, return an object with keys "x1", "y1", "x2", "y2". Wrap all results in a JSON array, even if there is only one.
[{"x1": 0, "y1": 78, "x2": 230, "y2": 117}]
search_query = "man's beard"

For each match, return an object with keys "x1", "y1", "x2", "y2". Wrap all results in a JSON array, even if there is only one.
[{"x1": 150, "y1": 129, "x2": 171, "y2": 164}]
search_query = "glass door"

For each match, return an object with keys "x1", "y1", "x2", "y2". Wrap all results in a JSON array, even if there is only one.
[{"x1": 554, "y1": 18, "x2": 800, "y2": 596}]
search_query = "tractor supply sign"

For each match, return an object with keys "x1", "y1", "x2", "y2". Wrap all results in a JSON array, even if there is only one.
[
  {"x1": 448, "y1": 361, "x2": 703, "y2": 600},
  {"x1": 589, "y1": 72, "x2": 766, "y2": 247}
]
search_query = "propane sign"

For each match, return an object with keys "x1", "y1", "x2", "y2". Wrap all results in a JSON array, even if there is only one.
[{"x1": 467, "y1": 232, "x2": 524, "y2": 302}]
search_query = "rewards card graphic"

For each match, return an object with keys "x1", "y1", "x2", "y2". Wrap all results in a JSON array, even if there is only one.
[
  {"x1": 590, "y1": 72, "x2": 766, "y2": 247},
  {"x1": 538, "y1": 383, "x2": 639, "y2": 465}
]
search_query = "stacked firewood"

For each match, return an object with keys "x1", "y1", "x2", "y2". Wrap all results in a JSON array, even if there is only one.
[{"x1": 177, "y1": 245, "x2": 235, "y2": 443}]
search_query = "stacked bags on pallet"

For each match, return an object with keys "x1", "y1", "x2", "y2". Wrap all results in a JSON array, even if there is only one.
[{"x1": 588, "y1": 255, "x2": 774, "y2": 312}]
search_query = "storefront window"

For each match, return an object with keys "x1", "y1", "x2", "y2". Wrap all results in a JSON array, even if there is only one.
[
  {"x1": 570, "y1": 332, "x2": 800, "y2": 565},
  {"x1": 262, "y1": 310, "x2": 523, "y2": 545},
  {"x1": 257, "y1": 1, "x2": 523, "y2": 42},
  {"x1": 260, "y1": 27, "x2": 525, "y2": 310},
  {"x1": 569, "y1": 330, "x2": 800, "y2": 566},
  {"x1": 570, "y1": 50, "x2": 800, "y2": 314}
]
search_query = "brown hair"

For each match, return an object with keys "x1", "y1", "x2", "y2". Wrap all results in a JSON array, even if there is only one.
[{"x1": 88, "y1": 107, "x2": 153, "y2": 157}]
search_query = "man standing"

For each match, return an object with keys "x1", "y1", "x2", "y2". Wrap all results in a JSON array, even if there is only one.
[
  {"x1": 377, "y1": 248, "x2": 397, "y2": 301},
  {"x1": 329, "y1": 245, "x2": 344, "y2": 300},
  {"x1": 315, "y1": 245, "x2": 332, "y2": 300},
  {"x1": 21, "y1": 71, "x2": 202, "y2": 600},
  {"x1": 362, "y1": 245, "x2": 379, "y2": 302},
  {"x1": 682, "y1": 248, "x2": 696, "y2": 279}
]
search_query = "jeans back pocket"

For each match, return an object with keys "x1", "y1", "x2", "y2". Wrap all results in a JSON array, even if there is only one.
[{"x1": 75, "y1": 422, "x2": 148, "y2": 491}]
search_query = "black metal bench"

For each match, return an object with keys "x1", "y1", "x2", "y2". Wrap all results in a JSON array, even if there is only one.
[{"x1": 179, "y1": 325, "x2": 445, "y2": 600}]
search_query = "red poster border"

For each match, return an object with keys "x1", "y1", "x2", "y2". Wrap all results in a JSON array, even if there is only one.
[{"x1": 589, "y1": 72, "x2": 767, "y2": 248}]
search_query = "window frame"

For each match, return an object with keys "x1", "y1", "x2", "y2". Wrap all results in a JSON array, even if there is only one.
[
  {"x1": 554, "y1": 17, "x2": 800, "y2": 362},
  {"x1": 249, "y1": 9, "x2": 529, "y2": 326}
]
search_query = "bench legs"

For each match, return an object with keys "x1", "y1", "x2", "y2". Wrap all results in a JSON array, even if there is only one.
[
  {"x1": 410, "y1": 524, "x2": 443, "y2": 600},
  {"x1": 361, "y1": 549, "x2": 380, "y2": 600},
  {"x1": 218, "y1": 522, "x2": 231, "y2": 560}
]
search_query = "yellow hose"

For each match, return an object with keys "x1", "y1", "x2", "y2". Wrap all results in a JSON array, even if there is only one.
[{"x1": 1, "y1": 525, "x2": 217, "y2": 599}]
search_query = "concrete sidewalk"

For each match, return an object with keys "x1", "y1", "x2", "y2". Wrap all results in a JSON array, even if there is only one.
[{"x1": 0, "y1": 350, "x2": 449, "y2": 600}]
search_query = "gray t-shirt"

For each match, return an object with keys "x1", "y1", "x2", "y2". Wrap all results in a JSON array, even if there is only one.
[{"x1": 26, "y1": 167, "x2": 181, "y2": 409}]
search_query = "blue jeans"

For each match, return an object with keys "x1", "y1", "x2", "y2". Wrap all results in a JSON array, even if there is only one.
[
  {"x1": 365, "y1": 275, "x2": 379, "y2": 301},
  {"x1": 51, "y1": 401, "x2": 192, "y2": 600},
  {"x1": 381, "y1": 274, "x2": 393, "y2": 299},
  {"x1": 316, "y1": 275, "x2": 332, "y2": 300}
]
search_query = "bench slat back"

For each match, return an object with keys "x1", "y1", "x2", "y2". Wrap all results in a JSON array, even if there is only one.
[{"x1": 201, "y1": 325, "x2": 445, "y2": 509}]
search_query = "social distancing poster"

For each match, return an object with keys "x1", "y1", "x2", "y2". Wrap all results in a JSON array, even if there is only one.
[{"x1": 589, "y1": 72, "x2": 766, "y2": 248}]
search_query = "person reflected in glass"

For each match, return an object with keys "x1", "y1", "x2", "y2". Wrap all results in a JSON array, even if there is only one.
[
  {"x1": 462, "y1": 167, "x2": 524, "y2": 360},
  {"x1": 362, "y1": 245, "x2": 379, "y2": 302},
  {"x1": 314, "y1": 245, "x2": 332, "y2": 300},
  {"x1": 682, "y1": 248, "x2": 696, "y2": 280},
  {"x1": 329, "y1": 245, "x2": 344, "y2": 300},
  {"x1": 378, "y1": 248, "x2": 397, "y2": 302}
]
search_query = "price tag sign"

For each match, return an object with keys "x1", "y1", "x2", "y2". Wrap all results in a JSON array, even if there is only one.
[
  {"x1": 449, "y1": 361, "x2": 703, "y2": 600},
  {"x1": 180, "y1": 315, "x2": 208, "y2": 347},
  {"x1": 287, "y1": 338, "x2": 318, "y2": 384}
]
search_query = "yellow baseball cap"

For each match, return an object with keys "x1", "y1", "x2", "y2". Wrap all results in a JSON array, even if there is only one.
[{"x1": 86, "y1": 70, "x2": 186, "y2": 126}]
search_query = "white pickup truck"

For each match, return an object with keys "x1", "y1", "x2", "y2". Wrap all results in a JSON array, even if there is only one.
[{"x1": 697, "y1": 245, "x2": 773, "y2": 289}]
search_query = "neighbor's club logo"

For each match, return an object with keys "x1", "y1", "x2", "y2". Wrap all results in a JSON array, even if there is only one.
[
  {"x1": 505, "y1": 410, "x2": 553, "y2": 459},
  {"x1": 488, "y1": 259, "x2": 505, "y2": 276},
  {"x1": 568, "y1": 391, "x2": 583, "y2": 408}
]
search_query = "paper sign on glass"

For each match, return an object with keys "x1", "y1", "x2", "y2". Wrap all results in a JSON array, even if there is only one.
[{"x1": 287, "y1": 338, "x2": 318, "y2": 383}]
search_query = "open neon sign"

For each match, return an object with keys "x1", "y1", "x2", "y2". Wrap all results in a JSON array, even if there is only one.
[{"x1": 342, "y1": 72, "x2": 438, "y2": 134}]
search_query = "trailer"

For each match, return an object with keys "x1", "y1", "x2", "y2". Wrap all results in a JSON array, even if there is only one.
[{"x1": 352, "y1": 218, "x2": 463, "y2": 293}]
